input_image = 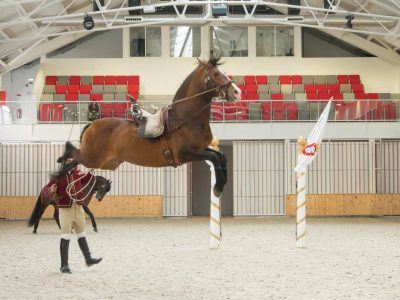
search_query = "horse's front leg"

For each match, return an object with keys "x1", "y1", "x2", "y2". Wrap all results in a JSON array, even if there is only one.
[
  {"x1": 184, "y1": 149, "x2": 225, "y2": 197},
  {"x1": 83, "y1": 205, "x2": 98, "y2": 232},
  {"x1": 206, "y1": 148, "x2": 227, "y2": 185}
]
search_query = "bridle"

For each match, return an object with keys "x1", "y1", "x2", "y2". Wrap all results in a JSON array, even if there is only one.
[{"x1": 167, "y1": 65, "x2": 235, "y2": 107}]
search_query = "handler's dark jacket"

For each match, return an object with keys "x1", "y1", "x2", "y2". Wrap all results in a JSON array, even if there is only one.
[{"x1": 43, "y1": 168, "x2": 92, "y2": 208}]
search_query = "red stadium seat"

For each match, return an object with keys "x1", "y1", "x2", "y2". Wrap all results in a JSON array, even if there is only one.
[
  {"x1": 90, "y1": 94, "x2": 103, "y2": 102},
  {"x1": 304, "y1": 85, "x2": 318, "y2": 93},
  {"x1": 286, "y1": 103, "x2": 298, "y2": 120},
  {"x1": 318, "y1": 92, "x2": 331, "y2": 101},
  {"x1": 101, "y1": 103, "x2": 114, "y2": 118},
  {"x1": 116, "y1": 76, "x2": 128, "y2": 85},
  {"x1": 127, "y1": 76, "x2": 140, "y2": 85},
  {"x1": 349, "y1": 75, "x2": 360, "y2": 84},
  {"x1": 255, "y1": 75, "x2": 267, "y2": 84},
  {"x1": 347, "y1": 102, "x2": 358, "y2": 120},
  {"x1": 306, "y1": 92, "x2": 318, "y2": 101},
  {"x1": 45, "y1": 76, "x2": 58, "y2": 85},
  {"x1": 355, "y1": 93, "x2": 367, "y2": 100},
  {"x1": 272, "y1": 101, "x2": 285, "y2": 120},
  {"x1": 79, "y1": 84, "x2": 91, "y2": 94},
  {"x1": 236, "y1": 102, "x2": 249, "y2": 121},
  {"x1": 55, "y1": 85, "x2": 68, "y2": 94},
  {"x1": 93, "y1": 76, "x2": 105, "y2": 85},
  {"x1": 104, "y1": 75, "x2": 117, "y2": 85},
  {"x1": 279, "y1": 75, "x2": 291, "y2": 84},
  {"x1": 114, "y1": 103, "x2": 129, "y2": 118},
  {"x1": 261, "y1": 102, "x2": 272, "y2": 120},
  {"x1": 69, "y1": 76, "x2": 81, "y2": 85},
  {"x1": 384, "y1": 102, "x2": 396, "y2": 120},
  {"x1": 67, "y1": 85, "x2": 79, "y2": 94},
  {"x1": 291, "y1": 75, "x2": 302, "y2": 84},
  {"x1": 223, "y1": 103, "x2": 237, "y2": 121},
  {"x1": 39, "y1": 104, "x2": 52, "y2": 122},
  {"x1": 246, "y1": 93, "x2": 259, "y2": 101},
  {"x1": 245, "y1": 84, "x2": 257, "y2": 93},
  {"x1": 211, "y1": 103, "x2": 223, "y2": 121},
  {"x1": 366, "y1": 93, "x2": 379, "y2": 99},
  {"x1": 330, "y1": 92, "x2": 343, "y2": 101},
  {"x1": 52, "y1": 104, "x2": 64, "y2": 122},
  {"x1": 337, "y1": 75, "x2": 349, "y2": 84},
  {"x1": 65, "y1": 93, "x2": 78, "y2": 103},
  {"x1": 271, "y1": 94, "x2": 283, "y2": 101},
  {"x1": 335, "y1": 103, "x2": 347, "y2": 120},
  {"x1": 351, "y1": 84, "x2": 364, "y2": 93},
  {"x1": 316, "y1": 84, "x2": 329, "y2": 92},
  {"x1": 244, "y1": 75, "x2": 256, "y2": 84},
  {"x1": 328, "y1": 84, "x2": 340, "y2": 92}
]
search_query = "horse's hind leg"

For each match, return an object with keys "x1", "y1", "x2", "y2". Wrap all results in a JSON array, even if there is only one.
[
  {"x1": 83, "y1": 205, "x2": 98, "y2": 232},
  {"x1": 33, "y1": 206, "x2": 46, "y2": 234}
]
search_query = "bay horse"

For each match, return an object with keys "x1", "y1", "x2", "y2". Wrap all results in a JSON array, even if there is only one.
[
  {"x1": 28, "y1": 175, "x2": 111, "y2": 234},
  {"x1": 54, "y1": 56, "x2": 241, "y2": 196}
]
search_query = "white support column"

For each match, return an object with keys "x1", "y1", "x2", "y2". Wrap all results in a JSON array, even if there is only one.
[
  {"x1": 207, "y1": 160, "x2": 221, "y2": 249},
  {"x1": 201, "y1": 25, "x2": 210, "y2": 60},
  {"x1": 369, "y1": 139, "x2": 376, "y2": 194},
  {"x1": 161, "y1": 25, "x2": 170, "y2": 58},
  {"x1": 296, "y1": 167, "x2": 306, "y2": 248},
  {"x1": 248, "y1": 26, "x2": 256, "y2": 58},
  {"x1": 293, "y1": 26, "x2": 302, "y2": 58},
  {"x1": 123, "y1": 27, "x2": 130, "y2": 58}
]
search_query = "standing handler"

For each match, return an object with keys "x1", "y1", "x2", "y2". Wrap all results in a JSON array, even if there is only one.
[{"x1": 43, "y1": 158, "x2": 102, "y2": 273}]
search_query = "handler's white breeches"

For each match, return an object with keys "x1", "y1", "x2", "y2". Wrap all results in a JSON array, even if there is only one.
[{"x1": 60, "y1": 202, "x2": 86, "y2": 240}]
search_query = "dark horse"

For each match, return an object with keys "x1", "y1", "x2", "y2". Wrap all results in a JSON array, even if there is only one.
[
  {"x1": 54, "y1": 57, "x2": 241, "y2": 196},
  {"x1": 28, "y1": 175, "x2": 111, "y2": 233}
]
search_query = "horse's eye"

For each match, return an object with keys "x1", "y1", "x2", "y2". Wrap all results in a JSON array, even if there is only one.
[{"x1": 214, "y1": 73, "x2": 219, "y2": 77}]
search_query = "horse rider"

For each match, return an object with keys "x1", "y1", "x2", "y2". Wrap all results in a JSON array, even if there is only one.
[{"x1": 43, "y1": 158, "x2": 102, "y2": 273}]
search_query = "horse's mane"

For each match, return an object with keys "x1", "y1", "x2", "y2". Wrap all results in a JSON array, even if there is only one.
[{"x1": 172, "y1": 56, "x2": 222, "y2": 103}]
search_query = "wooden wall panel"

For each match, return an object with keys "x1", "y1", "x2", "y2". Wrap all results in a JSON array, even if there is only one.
[
  {"x1": 286, "y1": 194, "x2": 400, "y2": 216},
  {"x1": 0, "y1": 195, "x2": 162, "y2": 219}
]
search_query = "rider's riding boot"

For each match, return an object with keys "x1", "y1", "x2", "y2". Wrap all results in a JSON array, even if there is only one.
[
  {"x1": 77, "y1": 236, "x2": 102, "y2": 267},
  {"x1": 60, "y1": 238, "x2": 71, "y2": 273}
]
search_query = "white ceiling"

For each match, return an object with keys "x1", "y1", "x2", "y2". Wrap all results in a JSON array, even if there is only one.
[{"x1": 0, "y1": 0, "x2": 399, "y2": 72}]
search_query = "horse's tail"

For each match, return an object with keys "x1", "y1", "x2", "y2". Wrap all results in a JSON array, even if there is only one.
[{"x1": 28, "y1": 195, "x2": 42, "y2": 227}]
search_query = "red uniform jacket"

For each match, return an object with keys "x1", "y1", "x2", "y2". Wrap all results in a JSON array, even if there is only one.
[{"x1": 43, "y1": 168, "x2": 92, "y2": 208}]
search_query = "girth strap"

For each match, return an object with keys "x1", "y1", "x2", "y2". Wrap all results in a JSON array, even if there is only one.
[{"x1": 160, "y1": 135, "x2": 177, "y2": 168}]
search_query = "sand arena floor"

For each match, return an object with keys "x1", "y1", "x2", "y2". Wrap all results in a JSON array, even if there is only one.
[{"x1": 1, "y1": 217, "x2": 400, "y2": 300}]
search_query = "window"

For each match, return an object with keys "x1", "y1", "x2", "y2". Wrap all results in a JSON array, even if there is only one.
[
  {"x1": 130, "y1": 27, "x2": 161, "y2": 57},
  {"x1": 211, "y1": 26, "x2": 248, "y2": 57},
  {"x1": 170, "y1": 26, "x2": 201, "y2": 57},
  {"x1": 256, "y1": 27, "x2": 294, "y2": 57}
]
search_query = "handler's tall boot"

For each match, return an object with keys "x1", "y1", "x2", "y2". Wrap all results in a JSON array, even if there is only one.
[
  {"x1": 77, "y1": 237, "x2": 102, "y2": 267},
  {"x1": 60, "y1": 238, "x2": 71, "y2": 273}
]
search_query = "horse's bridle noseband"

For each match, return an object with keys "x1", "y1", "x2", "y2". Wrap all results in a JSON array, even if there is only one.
[{"x1": 204, "y1": 68, "x2": 234, "y2": 100}]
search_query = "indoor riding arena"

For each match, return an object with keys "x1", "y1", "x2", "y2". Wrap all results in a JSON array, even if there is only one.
[{"x1": 1, "y1": 1, "x2": 400, "y2": 299}]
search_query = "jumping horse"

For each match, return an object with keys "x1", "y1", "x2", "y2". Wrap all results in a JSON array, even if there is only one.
[
  {"x1": 54, "y1": 56, "x2": 241, "y2": 196},
  {"x1": 28, "y1": 175, "x2": 111, "y2": 233}
]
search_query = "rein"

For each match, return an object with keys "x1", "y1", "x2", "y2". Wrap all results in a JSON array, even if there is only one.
[{"x1": 66, "y1": 171, "x2": 97, "y2": 203}]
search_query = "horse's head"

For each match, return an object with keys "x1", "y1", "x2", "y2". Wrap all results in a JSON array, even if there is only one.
[
  {"x1": 94, "y1": 176, "x2": 112, "y2": 201},
  {"x1": 198, "y1": 56, "x2": 241, "y2": 102}
]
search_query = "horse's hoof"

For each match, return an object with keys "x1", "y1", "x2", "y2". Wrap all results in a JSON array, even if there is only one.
[
  {"x1": 213, "y1": 187, "x2": 222, "y2": 198},
  {"x1": 94, "y1": 228, "x2": 98, "y2": 233},
  {"x1": 32, "y1": 230, "x2": 37, "y2": 234}
]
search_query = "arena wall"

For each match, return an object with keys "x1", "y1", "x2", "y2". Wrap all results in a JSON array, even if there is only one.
[{"x1": 0, "y1": 141, "x2": 399, "y2": 218}]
